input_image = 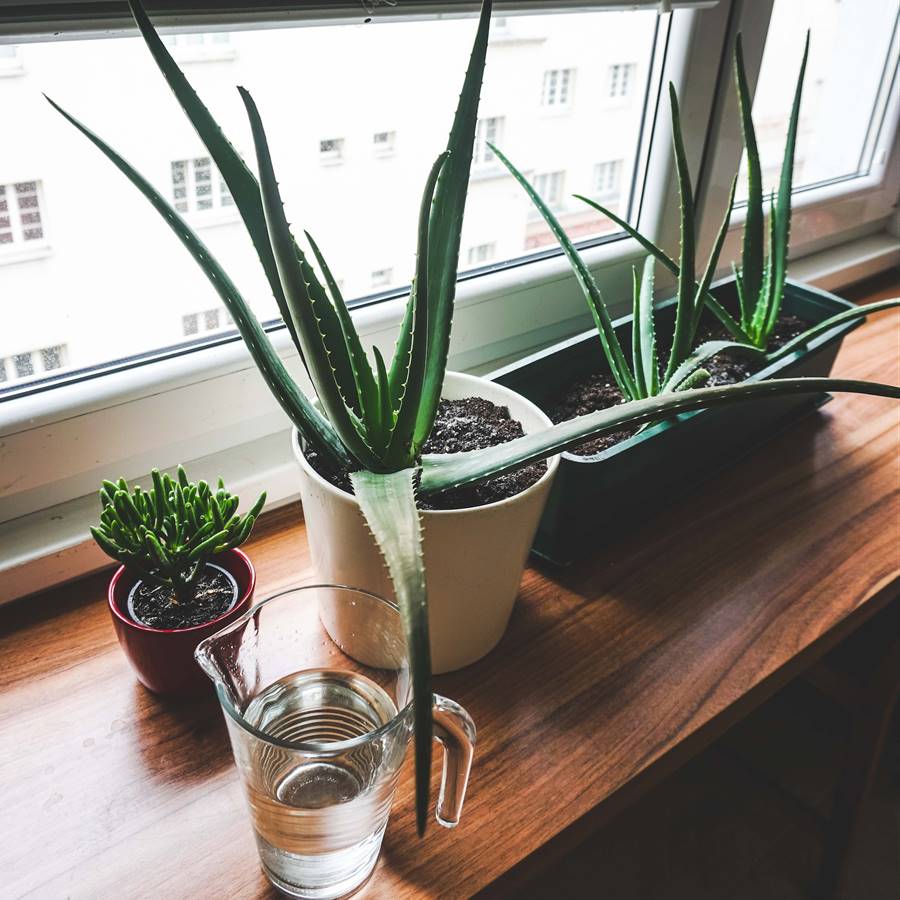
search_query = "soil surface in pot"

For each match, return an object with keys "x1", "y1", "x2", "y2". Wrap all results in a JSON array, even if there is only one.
[
  {"x1": 548, "y1": 313, "x2": 808, "y2": 457},
  {"x1": 128, "y1": 565, "x2": 237, "y2": 629},
  {"x1": 305, "y1": 396, "x2": 547, "y2": 510}
]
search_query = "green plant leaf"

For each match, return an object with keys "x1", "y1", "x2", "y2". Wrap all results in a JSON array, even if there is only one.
[
  {"x1": 765, "y1": 31, "x2": 810, "y2": 344},
  {"x1": 734, "y1": 33, "x2": 764, "y2": 317},
  {"x1": 662, "y1": 339, "x2": 764, "y2": 393},
  {"x1": 125, "y1": 0, "x2": 305, "y2": 356},
  {"x1": 691, "y1": 175, "x2": 738, "y2": 337},
  {"x1": 664, "y1": 83, "x2": 697, "y2": 383},
  {"x1": 766, "y1": 298, "x2": 900, "y2": 364},
  {"x1": 574, "y1": 194, "x2": 750, "y2": 342},
  {"x1": 387, "y1": 152, "x2": 449, "y2": 468},
  {"x1": 350, "y1": 469, "x2": 432, "y2": 837},
  {"x1": 633, "y1": 256, "x2": 658, "y2": 396},
  {"x1": 305, "y1": 230, "x2": 379, "y2": 428},
  {"x1": 414, "y1": 0, "x2": 493, "y2": 445},
  {"x1": 46, "y1": 95, "x2": 351, "y2": 471},
  {"x1": 419, "y1": 377, "x2": 900, "y2": 494},
  {"x1": 239, "y1": 86, "x2": 382, "y2": 470},
  {"x1": 492, "y1": 143, "x2": 637, "y2": 399}
]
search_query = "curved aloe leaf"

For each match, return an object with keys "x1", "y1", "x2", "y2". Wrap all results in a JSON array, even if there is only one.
[
  {"x1": 764, "y1": 32, "x2": 809, "y2": 344},
  {"x1": 574, "y1": 194, "x2": 750, "y2": 343},
  {"x1": 413, "y1": 0, "x2": 493, "y2": 445},
  {"x1": 766, "y1": 298, "x2": 900, "y2": 364},
  {"x1": 492, "y1": 144, "x2": 637, "y2": 399},
  {"x1": 419, "y1": 377, "x2": 900, "y2": 494},
  {"x1": 350, "y1": 469, "x2": 432, "y2": 836},
  {"x1": 126, "y1": 0, "x2": 305, "y2": 354},
  {"x1": 46, "y1": 95, "x2": 350, "y2": 469},
  {"x1": 664, "y1": 84, "x2": 697, "y2": 383},
  {"x1": 386, "y1": 152, "x2": 449, "y2": 468},
  {"x1": 662, "y1": 339, "x2": 764, "y2": 393},
  {"x1": 691, "y1": 175, "x2": 738, "y2": 337},
  {"x1": 239, "y1": 86, "x2": 382, "y2": 470},
  {"x1": 305, "y1": 230, "x2": 379, "y2": 430},
  {"x1": 633, "y1": 256, "x2": 658, "y2": 396},
  {"x1": 734, "y1": 33, "x2": 764, "y2": 316}
]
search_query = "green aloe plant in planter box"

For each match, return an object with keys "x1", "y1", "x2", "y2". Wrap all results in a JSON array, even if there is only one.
[
  {"x1": 50, "y1": 0, "x2": 899, "y2": 832},
  {"x1": 95, "y1": 466, "x2": 264, "y2": 695}
]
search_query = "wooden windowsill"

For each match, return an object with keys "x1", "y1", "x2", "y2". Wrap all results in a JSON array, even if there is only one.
[{"x1": 1, "y1": 275, "x2": 898, "y2": 898}]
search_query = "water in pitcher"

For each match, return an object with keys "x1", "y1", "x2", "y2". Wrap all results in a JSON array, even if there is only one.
[{"x1": 239, "y1": 669, "x2": 402, "y2": 899}]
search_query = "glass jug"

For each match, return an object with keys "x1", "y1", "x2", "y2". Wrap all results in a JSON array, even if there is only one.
[{"x1": 195, "y1": 585, "x2": 475, "y2": 899}]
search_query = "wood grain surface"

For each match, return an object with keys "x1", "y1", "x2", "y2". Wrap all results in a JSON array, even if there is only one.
[{"x1": 1, "y1": 276, "x2": 898, "y2": 900}]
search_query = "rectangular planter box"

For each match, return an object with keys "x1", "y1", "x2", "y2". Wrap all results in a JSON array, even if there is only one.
[{"x1": 489, "y1": 277, "x2": 860, "y2": 565}]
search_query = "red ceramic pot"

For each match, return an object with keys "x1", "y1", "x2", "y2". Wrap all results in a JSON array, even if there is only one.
[{"x1": 107, "y1": 548, "x2": 256, "y2": 696}]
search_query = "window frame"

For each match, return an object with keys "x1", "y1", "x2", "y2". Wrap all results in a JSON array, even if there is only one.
[{"x1": 5, "y1": 1, "x2": 896, "y2": 603}]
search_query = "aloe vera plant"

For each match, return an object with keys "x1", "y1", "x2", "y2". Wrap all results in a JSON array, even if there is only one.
[
  {"x1": 50, "y1": 0, "x2": 899, "y2": 835},
  {"x1": 92, "y1": 466, "x2": 265, "y2": 605}
]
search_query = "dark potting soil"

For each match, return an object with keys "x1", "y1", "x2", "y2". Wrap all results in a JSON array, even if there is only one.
[
  {"x1": 128, "y1": 565, "x2": 237, "y2": 629},
  {"x1": 304, "y1": 396, "x2": 546, "y2": 510},
  {"x1": 548, "y1": 313, "x2": 809, "y2": 457}
]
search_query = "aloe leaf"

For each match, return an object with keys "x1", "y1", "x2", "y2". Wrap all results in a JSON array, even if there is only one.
[
  {"x1": 305, "y1": 230, "x2": 379, "y2": 427},
  {"x1": 766, "y1": 31, "x2": 810, "y2": 344},
  {"x1": 46, "y1": 95, "x2": 349, "y2": 470},
  {"x1": 635, "y1": 257, "x2": 659, "y2": 396},
  {"x1": 662, "y1": 339, "x2": 764, "y2": 393},
  {"x1": 419, "y1": 377, "x2": 900, "y2": 494},
  {"x1": 691, "y1": 175, "x2": 738, "y2": 338},
  {"x1": 350, "y1": 469, "x2": 432, "y2": 837},
  {"x1": 750, "y1": 194, "x2": 777, "y2": 343},
  {"x1": 387, "y1": 152, "x2": 449, "y2": 468},
  {"x1": 239, "y1": 87, "x2": 382, "y2": 470},
  {"x1": 766, "y1": 298, "x2": 900, "y2": 364},
  {"x1": 125, "y1": 0, "x2": 306, "y2": 355},
  {"x1": 493, "y1": 144, "x2": 638, "y2": 399},
  {"x1": 372, "y1": 346, "x2": 393, "y2": 453},
  {"x1": 414, "y1": 0, "x2": 493, "y2": 445},
  {"x1": 734, "y1": 33, "x2": 764, "y2": 315},
  {"x1": 388, "y1": 297, "x2": 415, "y2": 411},
  {"x1": 664, "y1": 84, "x2": 696, "y2": 383},
  {"x1": 630, "y1": 268, "x2": 646, "y2": 397},
  {"x1": 576, "y1": 193, "x2": 749, "y2": 342}
]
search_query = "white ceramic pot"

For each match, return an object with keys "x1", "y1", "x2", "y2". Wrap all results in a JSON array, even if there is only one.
[{"x1": 293, "y1": 371, "x2": 559, "y2": 673}]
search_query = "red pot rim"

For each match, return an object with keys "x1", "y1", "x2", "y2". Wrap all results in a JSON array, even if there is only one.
[{"x1": 107, "y1": 547, "x2": 256, "y2": 635}]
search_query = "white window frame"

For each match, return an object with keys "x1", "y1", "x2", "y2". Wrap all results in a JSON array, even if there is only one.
[
  {"x1": 319, "y1": 137, "x2": 345, "y2": 165},
  {"x1": 0, "y1": 43, "x2": 25, "y2": 77},
  {"x1": 372, "y1": 130, "x2": 397, "y2": 156},
  {"x1": 607, "y1": 61, "x2": 637, "y2": 101},
  {"x1": 593, "y1": 159, "x2": 623, "y2": 200},
  {"x1": 0, "y1": 180, "x2": 51, "y2": 264},
  {"x1": 171, "y1": 157, "x2": 236, "y2": 225},
  {"x1": 2, "y1": 1, "x2": 897, "y2": 604},
  {"x1": 165, "y1": 31, "x2": 236, "y2": 64}
]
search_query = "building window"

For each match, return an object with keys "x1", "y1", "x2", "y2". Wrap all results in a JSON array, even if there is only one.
[
  {"x1": 467, "y1": 242, "x2": 496, "y2": 265},
  {"x1": 532, "y1": 171, "x2": 565, "y2": 209},
  {"x1": 0, "y1": 181, "x2": 47, "y2": 249},
  {"x1": 371, "y1": 268, "x2": 393, "y2": 289},
  {"x1": 1, "y1": 344, "x2": 67, "y2": 384},
  {"x1": 608, "y1": 63, "x2": 637, "y2": 99},
  {"x1": 474, "y1": 117, "x2": 504, "y2": 165},
  {"x1": 542, "y1": 68, "x2": 574, "y2": 107},
  {"x1": 319, "y1": 138, "x2": 345, "y2": 164},
  {"x1": 0, "y1": 44, "x2": 24, "y2": 76},
  {"x1": 171, "y1": 158, "x2": 233, "y2": 215},
  {"x1": 182, "y1": 307, "x2": 230, "y2": 337},
  {"x1": 594, "y1": 160, "x2": 623, "y2": 198},
  {"x1": 373, "y1": 131, "x2": 397, "y2": 155},
  {"x1": 163, "y1": 33, "x2": 235, "y2": 63}
]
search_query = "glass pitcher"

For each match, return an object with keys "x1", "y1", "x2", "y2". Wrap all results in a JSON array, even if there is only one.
[{"x1": 194, "y1": 584, "x2": 475, "y2": 899}]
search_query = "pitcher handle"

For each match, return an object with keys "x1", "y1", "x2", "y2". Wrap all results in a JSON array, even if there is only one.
[{"x1": 431, "y1": 694, "x2": 476, "y2": 828}]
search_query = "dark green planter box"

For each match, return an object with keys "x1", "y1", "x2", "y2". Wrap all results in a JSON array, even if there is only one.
[{"x1": 489, "y1": 277, "x2": 860, "y2": 565}]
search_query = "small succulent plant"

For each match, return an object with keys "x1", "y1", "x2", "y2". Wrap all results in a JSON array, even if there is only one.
[{"x1": 92, "y1": 466, "x2": 265, "y2": 605}]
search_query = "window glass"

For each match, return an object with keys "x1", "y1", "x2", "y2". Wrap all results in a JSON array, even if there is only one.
[
  {"x1": 0, "y1": 8, "x2": 660, "y2": 395},
  {"x1": 738, "y1": 0, "x2": 898, "y2": 197}
]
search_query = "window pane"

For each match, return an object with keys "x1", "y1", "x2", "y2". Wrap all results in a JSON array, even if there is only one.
[
  {"x1": 738, "y1": 0, "x2": 898, "y2": 197},
  {"x1": 0, "y1": 8, "x2": 660, "y2": 395}
]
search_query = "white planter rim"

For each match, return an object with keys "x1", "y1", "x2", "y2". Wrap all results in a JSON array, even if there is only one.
[{"x1": 291, "y1": 371, "x2": 560, "y2": 517}]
